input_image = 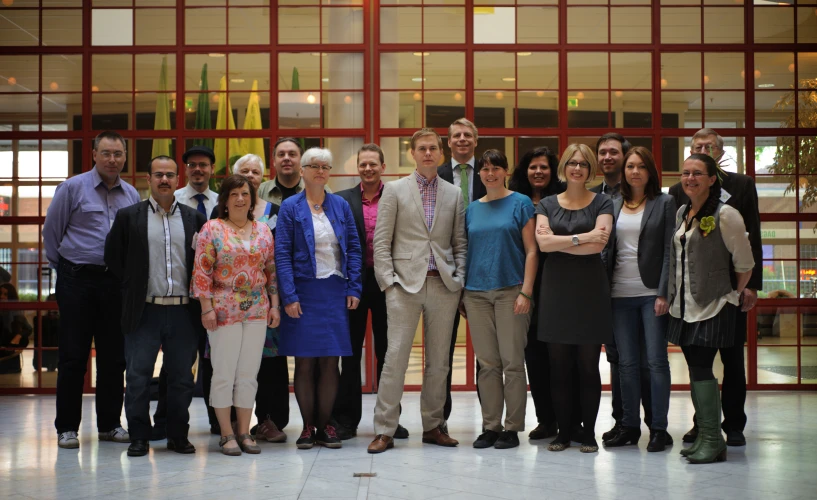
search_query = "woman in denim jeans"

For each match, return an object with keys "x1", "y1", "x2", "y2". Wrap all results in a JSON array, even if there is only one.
[{"x1": 603, "y1": 147, "x2": 676, "y2": 452}]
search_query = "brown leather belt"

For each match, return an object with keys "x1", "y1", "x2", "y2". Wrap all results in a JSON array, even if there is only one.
[{"x1": 426, "y1": 270, "x2": 440, "y2": 277}]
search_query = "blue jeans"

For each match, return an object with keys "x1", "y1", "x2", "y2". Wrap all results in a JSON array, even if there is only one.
[{"x1": 611, "y1": 296, "x2": 671, "y2": 430}]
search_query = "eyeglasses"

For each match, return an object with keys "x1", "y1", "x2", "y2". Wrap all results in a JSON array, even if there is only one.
[
  {"x1": 566, "y1": 160, "x2": 590, "y2": 169},
  {"x1": 186, "y1": 162, "x2": 211, "y2": 169},
  {"x1": 304, "y1": 164, "x2": 332, "y2": 171},
  {"x1": 691, "y1": 144, "x2": 717, "y2": 154},
  {"x1": 98, "y1": 151, "x2": 125, "y2": 159},
  {"x1": 681, "y1": 171, "x2": 708, "y2": 179},
  {"x1": 151, "y1": 172, "x2": 177, "y2": 179}
]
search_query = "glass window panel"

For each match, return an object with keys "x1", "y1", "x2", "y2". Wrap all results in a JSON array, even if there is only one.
[
  {"x1": 756, "y1": 307, "x2": 797, "y2": 344},
  {"x1": 618, "y1": 92, "x2": 653, "y2": 128},
  {"x1": 802, "y1": 176, "x2": 817, "y2": 214},
  {"x1": 42, "y1": 94, "x2": 82, "y2": 132},
  {"x1": 704, "y1": 53, "x2": 743, "y2": 90},
  {"x1": 610, "y1": 7, "x2": 651, "y2": 44},
  {"x1": 380, "y1": 92, "x2": 422, "y2": 129},
  {"x1": 134, "y1": 93, "x2": 176, "y2": 131},
  {"x1": 754, "y1": 6, "x2": 794, "y2": 44},
  {"x1": 380, "y1": 7, "x2": 420, "y2": 44},
  {"x1": 0, "y1": 9, "x2": 40, "y2": 46},
  {"x1": 703, "y1": 7, "x2": 743, "y2": 44},
  {"x1": 801, "y1": 348, "x2": 817, "y2": 383},
  {"x1": 321, "y1": 7, "x2": 363, "y2": 44},
  {"x1": 324, "y1": 53, "x2": 363, "y2": 90},
  {"x1": 661, "y1": 53, "x2": 701, "y2": 90},
  {"x1": 755, "y1": 53, "x2": 795, "y2": 90},
  {"x1": 135, "y1": 54, "x2": 176, "y2": 92},
  {"x1": 756, "y1": 175, "x2": 796, "y2": 213},
  {"x1": 567, "y1": 52, "x2": 608, "y2": 90},
  {"x1": 517, "y1": 91, "x2": 558, "y2": 129},
  {"x1": 0, "y1": 94, "x2": 39, "y2": 131},
  {"x1": 1, "y1": 55, "x2": 39, "y2": 93},
  {"x1": 42, "y1": 9, "x2": 82, "y2": 46},
  {"x1": 187, "y1": 0, "x2": 227, "y2": 4},
  {"x1": 380, "y1": 53, "x2": 421, "y2": 90},
  {"x1": 474, "y1": 7, "x2": 515, "y2": 44},
  {"x1": 323, "y1": 92, "x2": 363, "y2": 128},
  {"x1": 135, "y1": 8, "x2": 176, "y2": 46},
  {"x1": 661, "y1": 91, "x2": 702, "y2": 129},
  {"x1": 228, "y1": 7, "x2": 270, "y2": 44},
  {"x1": 91, "y1": 8, "x2": 134, "y2": 46},
  {"x1": 798, "y1": 137, "x2": 817, "y2": 177},
  {"x1": 567, "y1": 7, "x2": 608, "y2": 44},
  {"x1": 474, "y1": 92, "x2": 514, "y2": 129},
  {"x1": 661, "y1": 138, "x2": 685, "y2": 175},
  {"x1": 803, "y1": 313, "x2": 817, "y2": 344},
  {"x1": 278, "y1": 92, "x2": 320, "y2": 129},
  {"x1": 611, "y1": 53, "x2": 651, "y2": 90},
  {"x1": 517, "y1": 53, "x2": 558, "y2": 90},
  {"x1": 42, "y1": 55, "x2": 82, "y2": 93},
  {"x1": 227, "y1": 53, "x2": 270, "y2": 92},
  {"x1": 803, "y1": 261, "x2": 817, "y2": 298},
  {"x1": 92, "y1": 93, "x2": 134, "y2": 130},
  {"x1": 136, "y1": 0, "x2": 176, "y2": 5},
  {"x1": 799, "y1": 53, "x2": 817, "y2": 88},
  {"x1": 425, "y1": 52, "x2": 465, "y2": 90},
  {"x1": 799, "y1": 8, "x2": 817, "y2": 43},
  {"x1": 182, "y1": 91, "x2": 217, "y2": 130},
  {"x1": 279, "y1": 53, "x2": 319, "y2": 91},
  {"x1": 761, "y1": 262, "x2": 797, "y2": 298},
  {"x1": 756, "y1": 90, "x2": 794, "y2": 129},
  {"x1": 758, "y1": 347, "x2": 797, "y2": 383},
  {"x1": 567, "y1": 91, "x2": 610, "y2": 129},
  {"x1": 801, "y1": 91, "x2": 817, "y2": 128},
  {"x1": 92, "y1": 54, "x2": 133, "y2": 92},
  {"x1": 761, "y1": 221, "x2": 797, "y2": 261},
  {"x1": 185, "y1": 54, "x2": 226, "y2": 93},
  {"x1": 661, "y1": 7, "x2": 701, "y2": 44},
  {"x1": 704, "y1": 91, "x2": 744, "y2": 128},
  {"x1": 186, "y1": 8, "x2": 227, "y2": 45},
  {"x1": 475, "y1": 52, "x2": 515, "y2": 90},
  {"x1": 517, "y1": 7, "x2": 558, "y2": 45},
  {"x1": 95, "y1": 0, "x2": 131, "y2": 4},
  {"x1": 41, "y1": 139, "x2": 76, "y2": 183},
  {"x1": 756, "y1": 136, "x2": 790, "y2": 176},
  {"x1": 426, "y1": 8, "x2": 465, "y2": 44},
  {"x1": 324, "y1": 137, "x2": 364, "y2": 183},
  {"x1": 425, "y1": 91, "x2": 466, "y2": 129},
  {"x1": 227, "y1": 92, "x2": 270, "y2": 130}
]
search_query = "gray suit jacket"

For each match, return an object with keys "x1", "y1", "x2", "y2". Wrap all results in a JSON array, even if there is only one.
[
  {"x1": 373, "y1": 174, "x2": 467, "y2": 294},
  {"x1": 606, "y1": 193, "x2": 676, "y2": 298}
]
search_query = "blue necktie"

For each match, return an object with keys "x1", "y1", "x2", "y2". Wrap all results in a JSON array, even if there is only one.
[{"x1": 193, "y1": 193, "x2": 207, "y2": 216}]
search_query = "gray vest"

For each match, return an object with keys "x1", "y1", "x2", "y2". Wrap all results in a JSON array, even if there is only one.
[{"x1": 668, "y1": 203, "x2": 733, "y2": 308}]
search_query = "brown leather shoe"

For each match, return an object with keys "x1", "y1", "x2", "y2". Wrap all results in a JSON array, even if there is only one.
[
  {"x1": 367, "y1": 434, "x2": 394, "y2": 454},
  {"x1": 422, "y1": 426, "x2": 459, "y2": 447}
]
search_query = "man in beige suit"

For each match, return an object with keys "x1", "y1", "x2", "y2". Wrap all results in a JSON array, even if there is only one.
[{"x1": 367, "y1": 129, "x2": 468, "y2": 454}]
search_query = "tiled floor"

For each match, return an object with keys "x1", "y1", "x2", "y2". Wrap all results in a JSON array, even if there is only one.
[{"x1": 2, "y1": 392, "x2": 816, "y2": 499}]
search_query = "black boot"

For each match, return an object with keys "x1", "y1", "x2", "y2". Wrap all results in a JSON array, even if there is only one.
[{"x1": 602, "y1": 426, "x2": 641, "y2": 447}]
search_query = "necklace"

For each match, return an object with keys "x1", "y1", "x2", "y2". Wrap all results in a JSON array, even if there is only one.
[
  {"x1": 228, "y1": 217, "x2": 251, "y2": 234},
  {"x1": 624, "y1": 195, "x2": 647, "y2": 210},
  {"x1": 307, "y1": 198, "x2": 324, "y2": 211}
]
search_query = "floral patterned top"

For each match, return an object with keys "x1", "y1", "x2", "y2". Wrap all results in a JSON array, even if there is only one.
[{"x1": 192, "y1": 218, "x2": 277, "y2": 328}]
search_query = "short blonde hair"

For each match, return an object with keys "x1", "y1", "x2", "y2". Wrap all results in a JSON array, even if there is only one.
[
  {"x1": 448, "y1": 118, "x2": 478, "y2": 141},
  {"x1": 410, "y1": 128, "x2": 443, "y2": 151},
  {"x1": 557, "y1": 144, "x2": 597, "y2": 184}
]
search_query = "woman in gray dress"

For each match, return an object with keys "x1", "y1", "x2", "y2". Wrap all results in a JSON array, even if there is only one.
[{"x1": 535, "y1": 143, "x2": 613, "y2": 453}]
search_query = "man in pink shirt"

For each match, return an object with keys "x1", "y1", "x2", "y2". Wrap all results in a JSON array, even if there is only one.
[{"x1": 331, "y1": 144, "x2": 408, "y2": 440}]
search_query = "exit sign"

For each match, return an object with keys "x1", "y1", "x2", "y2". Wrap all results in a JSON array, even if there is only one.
[{"x1": 567, "y1": 98, "x2": 579, "y2": 109}]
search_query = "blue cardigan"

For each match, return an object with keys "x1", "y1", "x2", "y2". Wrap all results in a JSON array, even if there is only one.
[{"x1": 274, "y1": 191, "x2": 363, "y2": 306}]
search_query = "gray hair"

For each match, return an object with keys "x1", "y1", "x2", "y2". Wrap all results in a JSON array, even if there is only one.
[
  {"x1": 691, "y1": 128, "x2": 723, "y2": 149},
  {"x1": 301, "y1": 147, "x2": 333, "y2": 168},
  {"x1": 232, "y1": 153, "x2": 266, "y2": 177}
]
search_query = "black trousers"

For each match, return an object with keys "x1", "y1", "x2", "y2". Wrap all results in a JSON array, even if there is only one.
[
  {"x1": 125, "y1": 304, "x2": 198, "y2": 441},
  {"x1": 54, "y1": 259, "x2": 125, "y2": 434},
  {"x1": 718, "y1": 309, "x2": 748, "y2": 432},
  {"x1": 525, "y1": 326, "x2": 555, "y2": 427},
  {"x1": 333, "y1": 268, "x2": 388, "y2": 429}
]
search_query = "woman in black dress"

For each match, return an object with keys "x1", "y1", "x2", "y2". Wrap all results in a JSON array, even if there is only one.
[{"x1": 534, "y1": 143, "x2": 614, "y2": 453}]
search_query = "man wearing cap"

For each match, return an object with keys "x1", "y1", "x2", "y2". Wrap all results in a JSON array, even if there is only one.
[
  {"x1": 105, "y1": 155, "x2": 207, "y2": 457},
  {"x1": 175, "y1": 145, "x2": 218, "y2": 217}
]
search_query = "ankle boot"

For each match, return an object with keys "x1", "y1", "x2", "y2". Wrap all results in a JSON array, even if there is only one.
[
  {"x1": 602, "y1": 426, "x2": 641, "y2": 447},
  {"x1": 680, "y1": 384, "x2": 702, "y2": 457},
  {"x1": 686, "y1": 379, "x2": 727, "y2": 464}
]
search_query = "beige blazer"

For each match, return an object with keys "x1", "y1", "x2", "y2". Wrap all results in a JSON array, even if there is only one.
[{"x1": 374, "y1": 173, "x2": 467, "y2": 294}]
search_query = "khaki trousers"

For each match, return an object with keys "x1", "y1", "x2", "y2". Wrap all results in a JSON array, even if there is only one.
[
  {"x1": 373, "y1": 278, "x2": 460, "y2": 436},
  {"x1": 463, "y1": 286, "x2": 531, "y2": 432},
  {"x1": 207, "y1": 321, "x2": 266, "y2": 409}
]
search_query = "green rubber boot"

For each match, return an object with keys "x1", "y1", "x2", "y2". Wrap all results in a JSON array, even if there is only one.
[
  {"x1": 687, "y1": 379, "x2": 727, "y2": 464},
  {"x1": 680, "y1": 384, "x2": 701, "y2": 457}
]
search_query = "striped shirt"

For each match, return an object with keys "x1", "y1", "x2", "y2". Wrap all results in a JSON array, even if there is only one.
[{"x1": 414, "y1": 171, "x2": 438, "y2": 271}]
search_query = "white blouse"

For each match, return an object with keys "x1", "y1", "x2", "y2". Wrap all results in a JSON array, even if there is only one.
[
  {"x1": 669, "y1": 204, "x2": 755, "y2": 322},
  {"x1": 312, "y1": 211, "x2": 344, "y2": 279},
  {"x1": 611, "y1": 210, "x2": 658, "y2": 298}
]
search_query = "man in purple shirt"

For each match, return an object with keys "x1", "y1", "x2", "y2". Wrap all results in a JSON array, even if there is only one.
[{"x1": 43, "y1": 130, "x2": 141, "y2": 450}]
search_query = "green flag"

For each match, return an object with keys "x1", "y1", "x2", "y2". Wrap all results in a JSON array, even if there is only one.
[{"x1": 151, "y1": 56, "x2": 171, "y2": 158}]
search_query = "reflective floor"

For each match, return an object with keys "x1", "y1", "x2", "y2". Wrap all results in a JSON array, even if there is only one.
[{"x1": 2, "y1": 391, "x2": 816, "y2": 499}]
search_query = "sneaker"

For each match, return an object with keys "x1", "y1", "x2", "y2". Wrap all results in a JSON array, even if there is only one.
[
  {"x1": 296, "y1": 427, "x2": 316, "y2": 450},
  {"x1": 316, "y1": 425, "x2": 342, "y2": 449},
  {"x1": 494, "y1": 431, "x2": 520, "y2": 449},
  {"x1": 255, "y1": 416, "x2": 287, "y2": 443},
  {"x1": 472, "y1": 430, "x2": 500, "y2": 449},
  {"x1": 58, "y1": 431, "x2": 79, "y2": 449},
  {"x1": 99, "y1": 426, "x2": 130, "y2": 443}
]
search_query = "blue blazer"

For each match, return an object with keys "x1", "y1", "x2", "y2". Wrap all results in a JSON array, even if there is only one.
[{"x1": 275, "y1": 191, "x2": 363, "y2": 306}]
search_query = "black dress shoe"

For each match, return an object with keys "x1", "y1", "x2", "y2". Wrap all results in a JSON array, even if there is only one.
[
  {"x1": 601, "y1": 423, "x2": 622, "y2": 442},
  {"x1": 150, "y1": 426, "x2": 167, "y2": 441},
  {"x1": 167, "y1": 437, "x2": 196, "y2": 454},
  {"x1": 127, "y1": 439, "x2": 149, "y2": 457},
  {"x1": 725, "y1": 429, "x2": 746, "y2": 446},
  {"x1": 528, "y1": 423, "x2": 558, "y2": 440},
  {"x1": 647, "y1": 430, "x2": 670, "y2": 452},
  {"x1": 603, "y1": 426, "x2": 641, "y2": 447},
  {"x1": 473, "y1": 430, "x2": 500, "y2": 449},
  {"x1": 335, "y1": 425, "x2": 357, "y2": 441},
  {"x1": 682, "y1": 425, "x2": 698, "y2": 443},
  {"x1": 394, "y1": 424, "x2": 409, "y2": 439}
]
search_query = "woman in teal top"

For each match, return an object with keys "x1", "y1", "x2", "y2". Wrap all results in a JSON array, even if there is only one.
[{"x1": 462, "y1": 149, "x2": 538, "y2": 450}]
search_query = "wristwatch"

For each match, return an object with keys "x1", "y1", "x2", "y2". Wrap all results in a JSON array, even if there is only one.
[{"x1": 572, "y1": 235, "x2": 580, "y2": 246}]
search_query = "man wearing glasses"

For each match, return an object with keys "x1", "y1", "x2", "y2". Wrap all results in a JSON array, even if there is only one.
[
  {"x1": 669, "y1": 128, "x2": 761, "y2": 448},
  {"x1": 174, "y1": 146, "x2": 218, "y2": 217},
  {"x1": 105, "y1": 156, "x2": 207, "y2": 457},
  {"x1": 44, "y1": 130, "x2": 140, "y2": 450}
]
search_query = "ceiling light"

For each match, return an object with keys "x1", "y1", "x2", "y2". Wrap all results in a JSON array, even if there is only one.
[
  {"x1": 411, "y1": 77, "x2": 425, "y2": 82},
  {"x1": 517, "y1": 52, "x2": 532, "y2": 57},
  {"x1": 321, "y1": 78, "x2": 329, "y2": 82},
  {"x1": 495, "y1": 92, "x2": 504, "y2": 100},
  {"x1": 758, "y1": 83, "x2": 775, "y2": 88},
  {"x1": 208, "y1": 53, "x2": 225, "y2": 58},
  {"x1": 502, "y1": 77, "x2": 516, "y2": 82},
  {"x1": 413, "y1": 52, "x2": 430, "y2": 57},
  {"x1": 306, "y1": 93, "x2": 316, "y2": 104},
  {"x1": 453, "y1": 92, "x2": 462, "y2": 101},
  {"x1": 230, "y1": 78, "x2": 245, "y2": 83}
]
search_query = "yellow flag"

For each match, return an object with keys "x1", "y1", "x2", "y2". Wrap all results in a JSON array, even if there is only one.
[
  {"x1": 151, "y1": 56, "x2": 171, "y2": 158},
  {"x1": 214, "y1": 76, "x2": 240, "y2": 178},
  {"x1": 240, "y1": 80, "x2": 266, "y2": 167}
]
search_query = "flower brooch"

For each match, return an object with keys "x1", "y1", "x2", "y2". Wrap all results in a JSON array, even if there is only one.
[{"x1": 699, "y1": 216, "x2": 716, "y2": 237}]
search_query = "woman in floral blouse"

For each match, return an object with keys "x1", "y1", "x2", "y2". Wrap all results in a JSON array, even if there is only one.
[{"x1": 192, "y1": 174, "x2": 280, "y2": 456}]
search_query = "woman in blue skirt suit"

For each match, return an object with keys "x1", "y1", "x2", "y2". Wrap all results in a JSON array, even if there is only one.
[{"x1": 275, "y1": 147, "x2": 363, "y2": 450}]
